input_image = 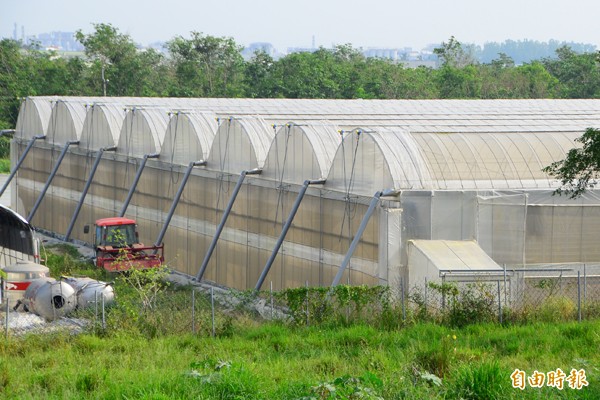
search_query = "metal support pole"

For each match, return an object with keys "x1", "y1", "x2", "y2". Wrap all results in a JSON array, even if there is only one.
[
  {"x1": 101, "y1": 293, "x2": 106, "y2": 330},
  {"x1": 401, "y1": 277, "x2": 406, "y2": 322},
  {"x1": 255, "y1": 179, "x2": 324, "y2": 291},
  {"x1": 331, "y1": 190, "x2": 397, "y2": 287},
  {"x1": 28, "y1": 140, "x2": 79, "y2": 222},
  {"x1": 305, "y1": 280, "x2": 309, "y2": 327},
  {"x1": 503, "y1": 264, "x2": 507, "y2": 307},
  {"x1": 270, "y1": 281, "x2": 274, "y2": 320},
  {"x1": 578, "y1": 271, "x2": 581, "y2": 322},
  {"x1": 211, "y1": 287, "x2": 215, "y2": 338},
  {"x1": 65, "y1": 146, "x2": 116, "y2": 241},
  {"x1": 4, "y1": 300, "x2": 8, "y2": 340},
  {"x1": 154, "y1": 160, "x2": 206, "y2": 248},
  {"x1": 191, "y1": 289, "x2": 196, "y2": 334},
  {"x1": 196, "y1": 169, "x2": 261, "y2": 281},
  {"x1": 441, "y1": 274, "x2": 446, "y2": 311},
  {"x1": 497, "y1": 280, "x2": 502, "y2": 324},
  {"x1": 119, "y1": 153, "x2": 159, "y2": 217},
  {"x1": 0, "y1": 135, "x2": 45, "y2": 197},
  {"x1": 424, "y1": 277, "x2": 428, "y2": 316},
  {"x1": 583, "y1": 264, "x2": 587, "y2": 305}
]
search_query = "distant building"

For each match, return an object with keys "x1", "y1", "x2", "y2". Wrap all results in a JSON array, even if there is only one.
[
  {"x1": 242, "y1": 42, "x2": 283, "y2": 60},
  {"x1": 34, "y1": 31, "x2": 84, "y2": 52}
]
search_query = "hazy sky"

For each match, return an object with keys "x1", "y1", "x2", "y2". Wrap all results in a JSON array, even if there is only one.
[{"x1": 2, "y1": 0, "x2": 599, "y2": 51}]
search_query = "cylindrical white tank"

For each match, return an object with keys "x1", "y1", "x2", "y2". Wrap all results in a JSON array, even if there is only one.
[
  {"x1": 2, "y1": 261, "x2": 49, "y2": 309},
  {"x1": 22, "y1": 278, "x2": 77, "y2": 320},
  {"x1": 62, "y1": 277, "x2": 115, "y2": 309}
]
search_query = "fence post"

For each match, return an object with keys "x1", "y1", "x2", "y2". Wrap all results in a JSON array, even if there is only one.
[
  {"x1": 583, "y1": 264, "x2": 587, "y2": 306},
  {"x1": 4, "y1": 299, "x2": 8, "y2": 340},
  {"x1": 270, "y1": 281, "x2": 273, "y2": 320},
  {"x1": 192, "y1": 289, "x2": 196, "y2": 335},
  {"x1": 503, "y1": 264, "x2": 507, "y2": 307},
  {"x1": 577, "y1": 271, "x2": 582, "y2": 323},
  {"x1": 401, "y1": 277, "x2": 406, "y2": 322},
  {"x1": 424, "y1": 278, "x2": 428, "y2": 317},
  {"x1": 305, "y1": 281, "x2": 309, "y2": 327},
  {"x1": 101, "y1": 294, "x2": 106, "y2": 330},
  {"x1": 441, "y1": 274, "x2": 446, "y2": 311},
  {"x1": 211, "y1": 287, "x2": 215, "y2": 338},
  {"x1": 497, "y1": 280, "x2": 502, "y2": 324}
]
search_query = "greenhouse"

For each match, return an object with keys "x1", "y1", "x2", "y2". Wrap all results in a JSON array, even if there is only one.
[{"x1": 8, "y1": 96, "x2": 600, "y2": 291}]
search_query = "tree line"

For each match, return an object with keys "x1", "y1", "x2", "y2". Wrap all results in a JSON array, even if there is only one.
[{"x1": 1, "y1": 24, "x2": 600, "y2": 130}]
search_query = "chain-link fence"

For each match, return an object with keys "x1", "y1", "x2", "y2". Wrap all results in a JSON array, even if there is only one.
[
  {"x1": 402, "y1": 263, "x2": 600, "y2": 325},
  {"x1": 2, "y1": 265, "x2": 600, "y2": 338}
]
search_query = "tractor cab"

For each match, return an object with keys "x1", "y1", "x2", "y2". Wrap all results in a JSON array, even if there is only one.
[
  {"x1": 95, "y1": 217, "x2": 138, "y2": 248},
  {"x1": 91, "y1": 217, "x2": 164, "y2": 272}
]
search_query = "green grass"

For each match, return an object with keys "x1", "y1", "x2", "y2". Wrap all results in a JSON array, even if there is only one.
[
  {"x1": 1, "y1": 320, "x2": 598, "y2": 399},
  {"x1": 0, "y1": 159, "x2": 9, "y2": 174},
  {"x1": 1, "y1": 246, "x2": 596, "y2": 399}
]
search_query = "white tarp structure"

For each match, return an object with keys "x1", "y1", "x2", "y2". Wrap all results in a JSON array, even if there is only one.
[
  {"x1": 407, "y1": 240, "x2": 502, "y2": 286},
  {"x1": 9, "y1": 97, "x2": 600, "y2": 290}
]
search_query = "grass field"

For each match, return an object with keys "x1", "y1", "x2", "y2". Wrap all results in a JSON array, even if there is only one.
[
  {"x1": 1, "y1": 319, "x2": 598, "y2": 399},
  {"x1": 1, "y1": 240, "x2": 597, "y2": 399},
  {"x1": 0, "y1": 159, "x2": 9, "y2": 174}
]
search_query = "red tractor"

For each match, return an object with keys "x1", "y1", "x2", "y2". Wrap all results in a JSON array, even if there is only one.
[{"x1": 92, "y1": 217, "x2": 164, "y2": 272}]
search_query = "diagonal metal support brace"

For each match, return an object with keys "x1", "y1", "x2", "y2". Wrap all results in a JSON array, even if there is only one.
[
  {"x1": 254, "y1": 179, "x2": 325, "y2": 291},
  {"x1": 195, "y1": 168, "x2": 262, "y2": 281},
  {"x1": 0, "y1": 135, "x2": 45, "y2": 197},
  {"x1": 153, "y1": 160, "x2": 206, "y2": 249},
  {"x1": 64, "y1": 146, "x2": 117, "y2": 241},
  {"x1": 119, "y1": 153, "x2": 160, "y2": 217},
  {"x1": 28, "y1": 140, "x2": 79, "y2": 222},
  {"x1": 331, "y1": 189, "x2": 398, "y2": 287}
]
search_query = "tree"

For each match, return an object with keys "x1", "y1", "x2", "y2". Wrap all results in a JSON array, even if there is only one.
[
  {"x1": 543, "y1": 46, "x2": 600, "y2": 98},
  {"x1": 244, "y1": 50, "x2": 275, "y2": 98},
  {"x1": 167, "y1": 32, "x2": 245, "y2": 97},
  {"x1": 543, "y1": 128, "x2": 600, "y2": 198},
  {"x1": 434, "y1": 36, "x2": 476, "y2": 68},
  {"x1": 75, "y1": 23, "x2": 166, "y2": 96}
]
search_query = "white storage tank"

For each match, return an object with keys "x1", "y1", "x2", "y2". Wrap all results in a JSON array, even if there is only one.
[
  {"x1": 22, "y1": 278, "x2": 76, "y2": 320},
  {"x1": 2, "y1": 261, "x2": 49, "y2": 309},
  {"x1": 62, "y1": 277, "x2": 115, "y2": 309}
]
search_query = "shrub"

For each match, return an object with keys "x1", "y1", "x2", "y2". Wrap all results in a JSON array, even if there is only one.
[
  {"x1": 428, "y1": 281, "x2": 497, "y2": 327},
  {"x1": 448, "y1": 361, "x2": 505, "y2": 400}
]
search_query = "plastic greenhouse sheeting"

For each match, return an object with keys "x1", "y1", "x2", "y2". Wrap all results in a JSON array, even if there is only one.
[
  {"x1": 207, "y1": 116, "x2": 275, "y2": 174},
  {"x1": 117, "y1": 108, "x2": 170, "y2": 157},
  {"x1": 15, "y1": 97, "x2": 55, "y2": 139},
  {"x1": 261, "y1": 122, "x2": 341, "y2": 184},
  {"x1": 80, "y1": 103, "x2": 127, "y2": 149},
  {"x1": 161, "y1": 111, "x2": 217, "y2": 164},
  {"x1": 10, "y1": 96, "x2": 600, "y2": 291}
]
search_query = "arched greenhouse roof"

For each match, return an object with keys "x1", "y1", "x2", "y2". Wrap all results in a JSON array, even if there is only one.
[
  {"x1": 411, "y1": 130, "x2": 583, "y2": 190},
  {"x1": 161, "y1": 111, "x2": 217, "y2": 165},
  {"x1": 79, "y1": 103, "x2": 127, "y2": 150},
  {"x1": 15, "y1": 96, "x2": 56, "y2": 139},
  {"x1": 47, "y1": 100, "x2": 88, "y2": 145},
  {"x1": 262, "y1": 122, "x2": 342, "y2": 184},
  {"x1": 327, "y1": 128, "x2": 431, "y2": 196},
  {"x1": 207, "y1": 116, "x2": 275, "y2": 174},
  {"x1": 117, "y1": 107, "x2": 170, "y2": 157},
  {"x1": 326, "y1": 127, "x2": 591, "y2": 195}
]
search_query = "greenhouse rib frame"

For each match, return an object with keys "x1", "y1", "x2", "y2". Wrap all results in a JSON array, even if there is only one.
[{"x1": 10, "y1": 96, "x2": 600, "y2": 291}]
